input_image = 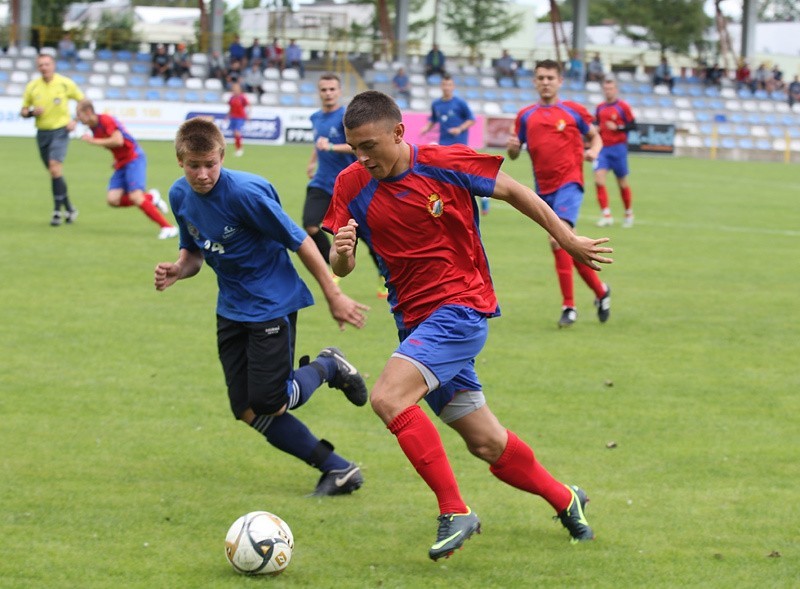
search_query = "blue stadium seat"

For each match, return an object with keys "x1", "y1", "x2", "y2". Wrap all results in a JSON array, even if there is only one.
[
  {"x1": 671, "y1": 86, "x2": 687, "y2": 97},
  {"x1": 128, "y1": 75, "x2": 145, "y2": 87},
  {"x1": 619, "y1": 83, "x2": 635, "y2": 94},
  {"x1": 501, "y1": 102, "x2": 518, "y2": 114},
  {"x1": 105, "y1": 87, "x2": 123, "y2": 100},
  {"x1": 738, "y1": 138, "x2": 754, "y2": 149},
  {"x1": 717, "y1": 124, "x2": 733, "y2": 135},
  {"x1": 768, "y1": 126, "x2": 785, "y2": 138},
  {"x1": 658, "y1": 96, "x2": 674, "y2": 108},
  {"x1": 0, "y1": 71, "x2": 7, "y2": 82},
  {"x1": 427, "y1": 74, "x2": 442, "y2": 85},
  {"x1": 728, "y1": 112, "x2": 745, "y2": 124},
  {"x1": 720, "y1": 137, "x2": 737, "y2": 149},
  {"x1": 300, "y1": 81, "x2": 316, "y2": 93},
  {"x1": 202, "y1": 91, "x2": 220, "y2": 102},
  {"x1": 699, "y1": 123, "x2": 713, "y2": 135},
  {"x1": 136, "y1": 52, "x2": 151, "y2": 63},
  {"x1": 498, "y1": 77, "x2": 515, "y2": 88},
  {"x1": 780, "y1": 115, "x2": 796, "y2": 126},
  {"x1": 500, "y1": 89, "x2": 516, "y2": 101},
  {"x1": 770, "y1": 91, "x2": 785, "y2": 101},
  {"x1": 755, "y1": 139, "x2": 772, "y2": 150},
  {"x1": 148, "y1": 77, "x2": 165, "y2": 87},
  {"x1": 56, "y1": 60, "x2": 70, "y2": 71},
  {"x1": 713, "y1": 113, "x2": 726, "y2": 123},
  {"x1": 788, "y1": 128, "x2": 800, "y2": 139},
  {"x1": 299, "y1": 95, "x2": 316, "y2": 107},
  {"x1": 395, "y1": 96, "x2": 409, "y2": 110},
  {"x1": 464, "y1": 88, "x2": 481, "y2": 100},
  {"x1": 754, "y1": 89, "x2": 769, "y2": 100},
  {"x1": 462, "y1": 76, "x2": 480, "y2": 88},
  {"x1": 75, "y1": 61, "x2": 91, "y2": 72},
  {"x1": 70, "y1": 73, "x2": 86, "y2": 85},
  {"x1": 131, "y1": 63, "x2": 149, "y2": 75},
  {"x1": 96, "y1": 49, "x2": 114, "y2": 61},
  {"x1": 279, "y1": 94, "x2": 298, "y2": 106},
  {"x1": 691, "y1": 98, "x2": 706, "y2": 109},
  {"x1": 517, "y1": 78, "x2": 533, "y2": 90},
  {"x1": 762, "y1": 113, "x2": 778, "y2": 125},
  {"x1": 704, "y1": 87, "x2": 720, "y2": 97},
  {"x1": 641, "y1": 96, "x2": 656, "y2": 107},
  {"x1": 373, "y1": 72, "x2": 390, "y2": 84},
  {"x1": 734, "y1": 125, "x2": 749, "y2": 136},
  {"x1": 695, "y1": 112, "x2": 711, "y2": 123},
  {"x1": 688, "y1": 87, "x2": 702, "y2": 97},
  {"x1": 167, "y1": 77, "x2": 184, "y2": 88},
  {"x1": 707, "y1": 99, "x2": 724, "y2": 110},
  {"x1": 183, "y1": 91, "x2": 200, "y2": 102},
  {"x1": 124, "y1": 89, "x2": 142, "y2": 101},
  {"x1": 482, "y1": 89, "x2": 498, "y2": 101},
  {"x1": 737, "y1": 88, "x2": 752, "y2": 99},
  {"x1": 164, "y1": 90, "x2": 182, "y2": 101},
  {"x1": 637, "y1": 84, "x2": 651, "y2": 94},
  {"x1": 116, "y1": 50, "x2": 133, "y2": 61},
  {"x1": 746, "y1": 113, "x2": 762, "y2": 125},
  {"x1": 145, "y1": 89, "x2": 162, "y2": 101}
]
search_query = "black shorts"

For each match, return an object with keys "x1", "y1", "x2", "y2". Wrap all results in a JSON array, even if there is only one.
[
  {"x1": 217, "y1": 312, "x2": 298, "y2": 418},
  {"x1": 36, "y1": 127, "x2": 70, "y2": 168},
  {"x1": 302, "y1": 186, "x2": 332, "y2": 228}
]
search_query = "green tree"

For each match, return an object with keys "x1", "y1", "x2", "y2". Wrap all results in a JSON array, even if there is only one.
[
  {"x1": 442, "y1": 0, "x2": 522, "y2": 60},
  {"x1": 599, "y1": 0, "x2": 711, "y2": 55},
  {"x1": 758, "y1": 0, "x2": 800, "y2": 21},
  {"x1": 94, "y1": 10, "x2": 140, "y2": 50},
  {"x1": 539, "y1": 0, "x2": 611, "y2": 26},
  {"x1": 32, "y1": 0, "x2": 72, "y2": 28}
]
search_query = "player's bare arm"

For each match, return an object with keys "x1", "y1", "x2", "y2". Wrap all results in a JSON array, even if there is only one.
[
  {"x1": 154, "y1": 248, "x2": 204, "y2": 291},
  {"x1": 82, "y1": 129, "x2": 124, "y2": 148},
  {"x1": 296, "y1": 236, "x2": 368, "y2": 330},
  {"x1": 584, "y1": 124, "x2": 603, "y2": 161},
  {"x1": 493, "y1": 171, "x2": 613, "y2": 270},
  {"x1": 329, "y1": 219, "x2": 359, "y2": 278}
]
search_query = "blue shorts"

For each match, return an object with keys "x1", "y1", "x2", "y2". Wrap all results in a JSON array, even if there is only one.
[
  {"x1": 229, "y1": 117, "x2": 246, "y2": 133},
  {"x1": 594, "y1": 142, "x2": 629, "y2": 178},
  {"x1": 539, "y1": 182, "x2": 584, "y2": 227},
  {"x1": 108, "y1": 153, "x2": 147, "y2": 193},
  {"x1": 395, "y1": 305, "x2": 487, "y2": 417}
]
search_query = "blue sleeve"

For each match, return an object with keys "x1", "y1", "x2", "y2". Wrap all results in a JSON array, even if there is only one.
[{"x1": 235, "y1": 176, "x2": 308, "y2": 251}]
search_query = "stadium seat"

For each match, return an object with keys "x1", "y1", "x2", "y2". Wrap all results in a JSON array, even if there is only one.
[
  {"x1": 720, "y1": 137, "x2": 737, "y2": 149},
  {"x1": 164, "y1": 90, "x2": 182, "y2": 101},
  {"x1": 427, "y1": 74, "x2": 442, "y2": 86},
  {"x1": 0, "y1": 57, "x2": 12, "y2": 70},
  {"x1": 427, "y1": 86, "x2": 442, "y2": 99},
  {"x1": 15, "y1": 58, "x2": 34, "y2": 70},
  {"x1": 70, "y1": 73, "x2": 87, "y2": 85},
  {"x1": 148, "y1": 77, "x2": 165, "y2": 87},
  {"x1": 264, "y1": 68, "x2": 281, "y2": 80},
  {"x1": 464, "y1": 88, "x2": 481, "y2": 100},
  {"x1": 410, "y1": 98, "x2": 428, "y2": 111},
  {"x1": 373, "y1": 60, "x2": 389, "y2": 71},
  {"x1": 135, "y1": 52, "x2": 151, "y2": 63},
  {"x1": 462, "y1": 76, "x2": 480, "y2": 88},
  {"x1": 127, "y1": 75, "x2": 145, "y2": 87},
  {"x1": 205, "y1": 78, "x2": 223, "y2": 90},
  {"x1": 279, "y1": 94, "x2": 298, "y2": 106},
  {"x1": 373, "y1": 71, "x2": 390, "y2": 84},
  {"x1": 111, "y1": 62, "x2": 130, "y2": 74},
  {"x1": 727, "y1": 112, "x2": 744, "y2": 124},
  {"x1": 734, "y1": 125, "x2": 749, "y2": 136},
  {"x1": 85, "y1": 87, "x2": 105, "y2": 100},
  {"x1": 754, "y1": 90, "x2": 769, "y2": 100},
  {"x1": 75, "y1": 61, "x2": 91, "y2": 72},
  {"x1": 395, "y1": 96, "x2": 409, "y2": 110},
  {"x1": 501, "y1": 102, "x2": 518, "y2": 114},
  {"x1": 4, "y1": 83, "x2": 23, "y2": 96},
  {"x1": 124, "y1": 89, "x2": 142, "y2": 101},
  {"x1": 261, "y1": 80, "x2": 279, "y2": 94},
  {"x1": 145, "y1": 90, "x2": 162, "y2": 101},
  {"x1": 202, "y1": 91, "x2": 221, "y2": 102},
  {"x1": 183, "y1": 91, "x2": 200, "y2": 102},
  {"x1": 300, "y1": 81, "x2": 316, "y2": 94},
  {"x1": 282, "y1": 68, "x2": 300, "y2": 81},
  {"x1": 88, "y1": 73, "x2": 106, "y2": 86},
  {"x1": 260, "y1": 93, "x2": 278, "y2": 106},
  {"x1": 105, "y1": 88, "x2": 123, "y2": 100},
  {"x1": 20, "y1": 46, "x2": 38, "y2": 58},
  {"x1": 79, "y1": 49, "x2": 96, "y2": 61},
  {"x1": 707, "y1": 99, "x2": 724, "y2": 110},
  {"x1": 498, "y1": 77, "x2": 515, "y2": 88},
  {"x1": 0, "y1": 70, "x2": 8, "y2": 82},
  {"x1": 755, "y1": 139, "x2": 772, "y2": 150},
  {"x1": 299, "y1": 95, "x2": 316, "y2": 107},
  {"x1": 96, "y1": 49, "x2": 114, "y2": 61},
  {"x1": 704, "y1": 87, "x2": 720, "y2": 97},
  {"x1": 131, "y1": 63, "x2": 150, "y2": 75},
  {"x1": 482, "y1": 102, "x2": 501, "y2": 115},
  {"x1": 280, "y1": 80, "x2": 298, "y2": 93},
  {"x1": 167, "y1": 77, "x2": 184, "y2": 88},
  {"x1": 185, "y1": 77, "x2": 203, "y2": 90},
  {"x1": 10, "y1": 71, "x2": 29, "y2": 83},
  {"x1": 108, "y1": 74, "x2": 126, "y2": 87},
  {"x1": 517, "y1": 78, "x2": 533, "y2": 90},
  {"x1": 190, "y1": 53, "x2": 208, "y2": 65},
  {"x1": 92, "y1": 61, "x2": 110, "y2": 73},
  {"x1": 737, "y1": 88, "x2": 752, "y2": 99},
  {"x1": 116, "y1": 50, "x2": 133, "y2": 61}
]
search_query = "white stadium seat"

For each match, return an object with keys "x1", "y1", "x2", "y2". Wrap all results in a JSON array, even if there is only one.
[
  {"x1": 185, "y1": 77, "x2": 203, "y2": 90},
  {"x1": 108, "y1": 74, "x2": 127, "y2": 87},
  {"x1": 204, "y1": 78, "x2": 223, "y2": 90},
  {"x1": 10, "y1": 71, "x2": 29, "y2": 83}
]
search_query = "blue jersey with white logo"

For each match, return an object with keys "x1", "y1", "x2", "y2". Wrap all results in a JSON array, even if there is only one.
[
  {"x1": 429, "y1": 95, "x2": 474, "y2": 146},
  {"x1": 169, "y1": 168, "x2": 313, "y2": 322},
  {"x1": 309, "y1": 106, "x2": 356, "y2": 194}
]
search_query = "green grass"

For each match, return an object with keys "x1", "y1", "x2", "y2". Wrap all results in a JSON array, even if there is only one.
[{"x1": 1, "y1": 136, "x2": 798, "y2": 588}]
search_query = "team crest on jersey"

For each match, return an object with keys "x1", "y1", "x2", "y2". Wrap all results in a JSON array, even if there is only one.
[
  {"x1": 556, "y1": 119, "x2": 567, "y2": 132},
  {"x1": 187, "y1": 223, "x2": 200, "y2": 239},
  {"x1": 427, "y1": 193, "x2": 444, "y2": 217}
]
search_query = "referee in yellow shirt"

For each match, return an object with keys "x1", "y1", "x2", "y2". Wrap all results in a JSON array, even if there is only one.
[{"x1": 20, "y1": 53, "x2": 84, "y2": 226}]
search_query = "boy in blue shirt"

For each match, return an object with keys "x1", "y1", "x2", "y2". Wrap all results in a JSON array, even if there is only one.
[{"x1": 154, "y1": 117, "x2": 370, "y2": 496}]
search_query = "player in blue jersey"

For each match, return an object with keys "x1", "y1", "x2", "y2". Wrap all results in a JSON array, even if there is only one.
[
  {"x1": 154, "y1": 117, "x2": 371, "y2": 497},
  {"x1": 325, "y1": 90, "x2": 613, "y2": 560}
]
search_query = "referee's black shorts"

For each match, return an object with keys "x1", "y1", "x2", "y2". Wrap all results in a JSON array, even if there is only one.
[
  {"x1": 36, "y1": 127, "x2": 70, "y2": 167},
  {"x1": 302, "y1": 186, "x2": 332, "y2": 228},
  {"x1": 217, "y1": 312, "x2": 298, "y2": 418}
]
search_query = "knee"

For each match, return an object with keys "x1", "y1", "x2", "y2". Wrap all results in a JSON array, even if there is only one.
[
  {"x1": 465, "y1": 434, "x2": 506, "y2": 464},
  {"x1": 369, "y1": 389, "x2": 404, "y2": 424},
  {"x1": 106, "y1": 195, "x2": 120, "y2": 207}
]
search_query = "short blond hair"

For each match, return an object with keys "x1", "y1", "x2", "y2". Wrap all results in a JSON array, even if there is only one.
[{"x1": 175, "y1": 117, "x2": 225, "y2": 160}]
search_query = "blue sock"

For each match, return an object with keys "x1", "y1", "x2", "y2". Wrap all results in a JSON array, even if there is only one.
[
  {"x1": 253, "y1": 413, "x2": 349, "y2": 472},
  {"x1": 287, "y1": 364, "x2": 323, "y2": 409},
  {"x1": 313, "y1": 355, "x2": 337, "y2": 381}
]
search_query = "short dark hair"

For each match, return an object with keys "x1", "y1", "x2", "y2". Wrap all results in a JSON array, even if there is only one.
[
  {"x1": 344, "y1": 90, "x2": 401, "y2": 130},
  {"x1": 318, "y1": 73, "x2": 341, "y2": 85},
  {"x1": 535, "y1": 59, "x2": 562, "y2": 74}
]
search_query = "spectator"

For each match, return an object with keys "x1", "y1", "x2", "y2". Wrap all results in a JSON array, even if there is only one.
[
  {"x1": 494, "y1": 49, "x2": 519, "y2": 87},
  {"x1": 567, "y1": 49, "x2": 583, "y2": 81},
  {"x1": 58, "y1": 32, "x2": 78, "y2": 64},
  {"x1": 753, "y1": 63, "x2": 771, "y2": 92},
  {"x1": 425, "y1": 44, "x2": 446, "y2": 78},
  {"x1": 247, "y1": 37, "x2": 265, "y2": 69},
  {"x1": 228, "y1": 33, "x2": 246, "y2": 66},
  {"x1": 243, "y1": 61, "x2": 264, "y2": 98},
  {"x1": 587, "y1": 53, "x2": 604, "y2": 82},
  {"x1": 735, "y1": 59, "x2": 754, "y2": 93},
  {"x1": 285, "y1": 39, "x2": 304, "y2": 78},
  {"x1": 172, "y1": 43, "x2": 190, "y2": 79},
  {"x1": 788, "y1": 76, "x2": 800, "y2": 108},
  {"x1": 208, "y1": 50, "x2": 227, "y2": 83},
  {"x1": 771, "y1": 65, "x2": 784, "y2": 91},
  {"x1": 151, "y1": 44, "x2": 172, "y2": 80},
  {"x1": 266, "y1": 38, "x2": 284, "y2": 70},
  {"x1": 704, "y1": 62, "x2": 723, "y2": 88},
  {"x1": 225, "y1": 58, "x2": 243, "y2": 90},
  {"x1": 653, "y1": 56, "x2": 674, "y2": 93},
  {"x1": 392, "y1": 66, "x2": 411, "y2": 101}
]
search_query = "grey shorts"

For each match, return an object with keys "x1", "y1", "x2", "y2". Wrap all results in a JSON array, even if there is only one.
[
  {"x1": 438, "y1": 389, "x2": 486, "y2": 424},
  {"x1": 37, "y1": 127, "x2": 70, "y2": 168}
]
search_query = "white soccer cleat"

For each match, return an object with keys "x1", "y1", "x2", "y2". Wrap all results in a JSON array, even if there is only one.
[
  {"x1": 150, "y1": 188, "x2": 168, "y2": 214},
  {"x1": 596, "y1": 215, "x2": 614, "y2": 227},
  {"x1": 158, "y1": 226, "x2": 179, "y2": 240},
  {"x1": 622, "y1": 214, "x2": 634, "y2": 228},
  {"x1": 235, "y1": 149, "x2": 244, "y2": 157}
]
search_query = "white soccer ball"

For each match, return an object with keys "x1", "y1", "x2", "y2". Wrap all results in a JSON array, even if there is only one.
[{"x1": 224, "y1": 511, "x2": 294, "y2": 576}]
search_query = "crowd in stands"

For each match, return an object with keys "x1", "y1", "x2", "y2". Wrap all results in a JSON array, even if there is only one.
[{"x1": 203, "y1": 35, "x2": 305, "y2": 91}]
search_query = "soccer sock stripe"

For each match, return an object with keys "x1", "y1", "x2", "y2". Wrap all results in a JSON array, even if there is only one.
[
  {"x1": 553, "y1": 248, "x2": 575, "y2": 308},
  {"x1": 388, "y1": 405, "x2": 467, "y2": 515},
  {"x1": 489, "y1": 430, "x2": 572, "y2": 513},
  {"x1": 251, "y1": 414, "x2": 274, "y2": 434}
]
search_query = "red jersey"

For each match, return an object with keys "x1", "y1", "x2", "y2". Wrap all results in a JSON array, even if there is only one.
[
  {"x1": 91, "y1": 113, "x2": 140, "y2": 169},
  {"x1": 514, "y1": 101, "x2": 593, "y2": 194},
  {"x1": 228, "y1": 93, "x2": 249, "y2": 119},
  {"x1": 323, "y1": 143, "x2": 502, "y2": 329},
  {"x1": 595, "y1": 100, "x2": 635, "y2": 147}
]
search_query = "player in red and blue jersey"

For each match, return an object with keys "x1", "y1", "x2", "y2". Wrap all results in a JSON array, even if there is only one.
[
  {"x1": 507, "y1": 59, "x2": 612, "y2": 328},
  {"x1": 227, "y1": 82, "x2": 250, "y2": 157},
  {"x1": 75, "y1": 99, "x2": 177, "y2": 239},
  {"x1": 154, "y1": 117, "x2": 370, "y2": 497},
  {"x1": 323, "y1": 90, "x2": 612, "y2": 560},
  {"x1": 594, "y1": 74, "x2": 636, "y2": 227}
]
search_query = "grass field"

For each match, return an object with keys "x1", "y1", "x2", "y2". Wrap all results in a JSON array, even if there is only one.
[{"x1": 0, "y1": 135, "x2": 798, "y2": 588}]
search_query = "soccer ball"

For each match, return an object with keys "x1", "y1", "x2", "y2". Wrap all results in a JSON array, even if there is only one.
[{"x1": 224, "y1": 511, "x2": 294, "y2": 576}]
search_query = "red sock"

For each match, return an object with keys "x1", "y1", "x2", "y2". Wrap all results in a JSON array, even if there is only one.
[
  {"x1": 574, "y1": 260, "x2": 606, "y2": 299},
  {"x1": 596, "y1": 185, "x2": 609, "y2": 210},
  {"x1": 139, "y1": 199, "x2": 171, "y2": 228},
  {"x1": 235, "y1": 135, "x2": 242, "y2": 149},
  {"x1": 144, "y1": 192, "x2": 155, "y2": 204},
  {"x1": 118, "y1": 194, "x2": 134, "y2": 207},
  {"x1": 553, "y1": 248, "x2": 575, "y2": 308},
  {"x1": 490, "y1": 430, "x2": 572, "y2": 512},
  {"x1": 387, "y1": 405, "x2": 467, "y2": 515},
  {"x1": 620, "y1": 186, "x2": 632, "y2": 210}
]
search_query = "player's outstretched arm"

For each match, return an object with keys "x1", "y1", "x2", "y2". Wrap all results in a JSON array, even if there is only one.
[
  {"x1": 296, "y1": 236, "x2": 368, "y2": 330},
  {"x1": 493, "y1": 171, "x2": 613, "y2": 270},
  {"x1": 329, "y1": 218, "x2": 358, "y2": 278},
  {"x1": 154, "y1": 248, "x2": 203, "y2": 291}
]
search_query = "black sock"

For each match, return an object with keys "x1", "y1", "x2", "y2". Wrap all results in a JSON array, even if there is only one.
[
  {"x1": 52, "y1": 177, "x2": 72, "y2": 212},
  {"x1": 310, "y1": 230, "x2": 331, "y2": 264}
]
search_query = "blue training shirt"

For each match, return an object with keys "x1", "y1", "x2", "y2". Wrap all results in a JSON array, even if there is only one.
[
  {"x1": 169, "y1": 168, "x2": 314, "y2": 322},
  {"x1": 429, "y1": 95, "x2": 474, "y2": 146},
  {"x1": 309, "y1": 106, "x2": 356, "y2": 194}
]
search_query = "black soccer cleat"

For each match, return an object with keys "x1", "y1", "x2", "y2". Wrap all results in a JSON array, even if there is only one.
[
  {"x1": 558, "y1": 307, "x2": 578, "y2": 328},
  {"x1": 50, "y1": 211, "x2": 63, "y2": 227},
  {"x1": 556, "y1": 485, "x2": 595, "y2": 543},
  {"x1": 595, "y1": 286, "x2": 611, "y2": 323},
  {"x1": 310, "y1": 462, "x2": 363, "y2": 497},
  {"x1": 318, "y1": 347, "x2": 368, "y2": 407},
  {"x1": 429, "y1": 508, "x2": 481, "y2": 561}
]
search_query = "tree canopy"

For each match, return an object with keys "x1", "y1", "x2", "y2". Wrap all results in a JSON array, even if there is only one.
[{"x1": 442, "y1": 0, "x2": 523, "y2": 60}]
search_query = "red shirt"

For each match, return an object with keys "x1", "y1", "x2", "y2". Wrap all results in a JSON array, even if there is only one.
[
  {"x1": 91, "y1": 114, "x2": 140, "y2": 170},
  {"x1": 323, "y1": 143, "x2": 502, "y2": 329},
  {"x1": 514, "y1": 101, "x2": 593, "y2": 194},
  {"x1": 595, "y1": 100, "x2": 635, "y2": 147},
  {"x1": 228, "y1": 94, "x2": 249, "y2": 119}
]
